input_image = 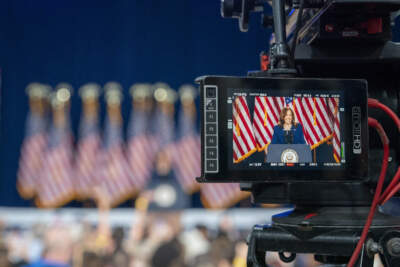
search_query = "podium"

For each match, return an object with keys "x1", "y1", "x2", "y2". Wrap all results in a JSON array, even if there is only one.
[{"x1": 266, "y1": 144, "x2": 312, "y2": 163}]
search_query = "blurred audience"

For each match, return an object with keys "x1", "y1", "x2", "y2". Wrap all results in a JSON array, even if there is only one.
[
  {"x1": 0, "y1": 216, "x2": 329, "y2": 267},
  {"x1": 0, "y1": 189, "x2": 324, "y2": 267}
]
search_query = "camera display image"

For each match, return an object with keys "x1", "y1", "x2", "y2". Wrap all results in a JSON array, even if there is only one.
[{"x1": 230, "y1": 91, "x2": 344, "y2": 169}]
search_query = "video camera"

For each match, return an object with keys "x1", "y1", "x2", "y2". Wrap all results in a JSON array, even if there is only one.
[{"x1": 197, "y1": 0, "x2": 400, "y2": 266}]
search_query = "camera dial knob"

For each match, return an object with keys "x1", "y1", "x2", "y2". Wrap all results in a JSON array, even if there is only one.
[{"x1": 221, "y1": 0, "x2": 243, "y2": 18}]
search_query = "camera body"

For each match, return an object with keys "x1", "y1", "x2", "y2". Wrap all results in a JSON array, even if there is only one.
[
  {"x1": 197, "y1": 0, "x2": 400, "y2": 207},
  {"x1": 205, "y1": 1, "x2": 400, "y2": 266}
]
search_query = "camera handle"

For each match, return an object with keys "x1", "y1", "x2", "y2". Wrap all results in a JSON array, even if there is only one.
[
  {"x1": 246, "y1": 207, "x2": 400, "y2": 267},
  {"x1": 268, "y1": 0, "x2": 297, "y2": 75}
]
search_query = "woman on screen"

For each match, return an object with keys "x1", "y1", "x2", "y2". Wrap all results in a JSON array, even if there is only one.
[{"x1": 271, "y1": 107, "x2": 306, "y2": 144}]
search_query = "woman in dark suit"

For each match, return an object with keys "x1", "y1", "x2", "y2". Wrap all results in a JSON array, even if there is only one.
[{"x1": 271, "y1": 107, "x2": 306, "y2": 144}]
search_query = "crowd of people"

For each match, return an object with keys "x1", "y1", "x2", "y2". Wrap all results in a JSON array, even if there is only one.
[
  {"x1": 0, "y1": 214, "x2": 322, "y2": 267},
  {"x1": 0, "y1": 190, "x2": 322, "y2": 267}
]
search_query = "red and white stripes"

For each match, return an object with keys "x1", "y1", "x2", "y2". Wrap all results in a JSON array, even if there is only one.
[
  {"x1": 127, "y1": 135, "x2": 156, "y2": 191},
  {"x1": 36, "y1": 138, "x2": 75, "y2": 208},
  {"x1": 75, "y1": 134, "x2": 101, "y2": 198},
  {"x1": 200, "y1": 183, "x2": 248, "y2": 209},
  {"x1": 97, "y1": 145, "x2": 138, "y2": 206},
  {"x1": 237, "y1": 96, "x2": 342, "y2": 164},
  {"x1": 17, "y1": 134, "x2": 47, "y2": 198},
  {"x1": 232, "y1": 96, "x2": 257, "y2": 163},
  {"x1": 294, "y1": 97, "x2": 334, "y2": 149},
  {"x1": 171, "y1": 136, "x2": 201, "y2": 193},
  {"x1": 329, "y1": 98, "x2": 341, "y2": 162}
]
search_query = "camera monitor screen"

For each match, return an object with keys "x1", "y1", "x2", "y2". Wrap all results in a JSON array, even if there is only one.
[
  {"x1": 231, "y1": 92, "x2": 342, "y2": 167},
  {"x1": 198, "y1": 76, "x2": 368, "y2": 182}
]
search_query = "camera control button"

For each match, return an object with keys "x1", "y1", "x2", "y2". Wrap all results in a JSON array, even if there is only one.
[
  {"x1": 206, "y1": 124, "x2": 217, "y2": 134},
  {"x1": 206, "y1": 160, "x2": 218, "y2": 172},
  {"x1": 206, "y1": 148, "x2": 217, "y2": 159},
  {"x1": 206, "y1": 136, "x2": 217, "y2": 146},
  {"x1": 206, "y1": 111, "x2": 217, "y2": 122},
  {"x1": 206, "y1": 87, "x2": 216, "y2": 98},
  {"x1": 206, "y1": 99, "x2": 216, "y2": 110}
]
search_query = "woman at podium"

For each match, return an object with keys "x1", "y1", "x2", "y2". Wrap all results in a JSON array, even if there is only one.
[{"x1": 271, "y1": 107, "x2": 306, "y2": 144}]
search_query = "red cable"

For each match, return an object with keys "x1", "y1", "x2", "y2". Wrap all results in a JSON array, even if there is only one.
[
  {"x1": 368, "y1": 98, "x2": 400, "y2": 131},
  {"x1": 367, "y1": 98, "x2": 400, "y2": 204},
  {"x1": 347, "y1": 99, "x2": 400, "y2": 265},
  {"x1": 347, "y1": 118, "x2": 389, "y2": 267},
  {"x1": 380, "y1": 167, "x2": 400, "y2": 203}
]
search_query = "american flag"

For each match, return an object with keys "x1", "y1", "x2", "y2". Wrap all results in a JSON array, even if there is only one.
[
  {"x1": 200, "y1": 183, "x2": 250, "y2": 209},
  {"x1": 252, "y1": 97, "x2": 285, "y2": 151},
  {"x1": 35, "y1": 122, "x2": 75, "y2": 208},
  {"x1": 328, "y1": 98, "x2": 341, "y2": 162},
  {"x1": 74, "y1": 116, "x2": 101, "y2": 199},
  {"x1": 17, "y1": 112, "x2": 48, "y2": 199},
  {"x1": 294, "y1": 97, "x2": 334, "y2": 149},
  {"x1": 154, "y1": 107, "x2": 175, "y2": 150},
  {"x1": 171, "y1": 107, "x2": 201, "y2": 193},
  {"x1": 97, "y1": 118, "x2": 139, "y2": 207},
  {"x1": 253, "y1": 96, "x2": 341, "y2": 160},
  {"x1": 127, "y1": 109, "x2": 154, "y2": 190},
  {"x1": 233, "y1": 96, "x2": 257, "y2": 163}
]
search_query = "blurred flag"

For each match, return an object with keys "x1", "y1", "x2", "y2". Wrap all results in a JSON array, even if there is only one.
[
  {"x1": 294, "y1": 97, "x2": 334, "y2": 149},
  {"x1": 36, "y1": 84, "x2": 75, "y2": 208},
  {"x1": 154, "y1": 107, "x2": 174, "y2": 149},
  {"x1": 17, "y1": 83, "x2": 50, "y2": 199},
  {"x1": 127, "y1": 83, "x2": 155, "y2": 191},
  {"x1": 233, "y1": 96, "x2": 257, "y2": 163},
  {"x1": 98, "y1": 118, "x2": 137, "y2": 206},
  {"x1": 171, "y1": 85, "x2": 201, "y2": 193},
  {"x1": 74, "y1": 83, "x2": 102, "y2": 199},
  {"x1": 153, "y1": 83, "x2": 176, "y2": 151},
  {"x1": 252, "y1": 96, "x2": 285, "y2": 151},
  {"x1": 97, "y1": 82, "x2": 138, "y2": 206},
  {"x1": 328, "y1": 98, "x2": 341, "y2": 162},
  {"x1": 201, "y1": 183, "x2": 250, "y2": 209}
]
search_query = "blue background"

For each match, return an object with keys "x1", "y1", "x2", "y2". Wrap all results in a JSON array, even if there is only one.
[{"x1": 0, "y1": 0, "x2": 270, "y2": 206}]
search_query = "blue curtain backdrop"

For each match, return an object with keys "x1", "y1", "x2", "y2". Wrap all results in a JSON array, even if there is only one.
[{"x1": 0, "y1": 0, "x2": 270, "y2": 206}]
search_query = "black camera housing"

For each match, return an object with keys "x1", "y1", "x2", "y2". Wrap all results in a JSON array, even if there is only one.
[
  {"x1": 196, "y1": 76, "x2": 373, "y2": 205},
  {"x1": 197, "y1": 76, "x2": 368, "y2": 181}
]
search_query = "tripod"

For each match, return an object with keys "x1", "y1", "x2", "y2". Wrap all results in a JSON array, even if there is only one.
[{"x1": 246, "y1": 206, "x2": 400, "y2": 266}]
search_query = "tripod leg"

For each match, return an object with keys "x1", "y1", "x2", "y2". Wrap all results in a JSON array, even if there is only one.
[{"x1": 354, "y1": 244, "x2": 375, "y2": 267}]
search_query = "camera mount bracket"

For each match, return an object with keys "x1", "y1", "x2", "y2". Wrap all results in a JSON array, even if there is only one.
[{"x1": 247, "y1": 207, "x2": 400, "y2": 266}]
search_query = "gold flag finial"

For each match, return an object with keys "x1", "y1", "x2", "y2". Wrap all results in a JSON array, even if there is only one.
[
  {"x1": 26, "y1": 83, "x2": 51, "y2": 99},
  {"x1": 154, "y1": 82, "x2": 176, "y2": 117},
  {"x1": 104, "y1": 82, "x2": 123, "y2": 123},
  {"x1": 153, "y1": 82, "x2": 171, "y2": 103},
  {"x1": 104, "y1": 81, "x2": 123, "y2": 105},
  {"x1": 178, "y1": 84, "x2": 197, "y2": 103},
  {"x1": 79, "y1": 83, "x2": 101, "y2": 118},
  {"x1": 51, "y1": 83, "x2": 73, "y2": 108},
  {"x1": 51, "y1": 84, "x2": 72, "y2": 127},
  {"x1": 130, "y1": 83, "x2": 152, "y2": 101},
  {"x1": 79, "y1": 83, "x2": 101, "y2": 100},
  {"x1": 153, "y1": 82, "x2": 177, "y2": 104}
]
